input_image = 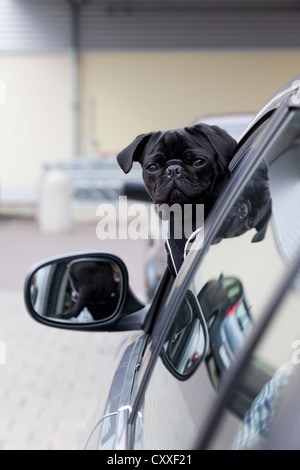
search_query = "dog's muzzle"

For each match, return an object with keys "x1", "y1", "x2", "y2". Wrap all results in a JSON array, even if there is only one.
[
  {"x1": 165, "y1": 159, "x2": 184, "y2": 180},
  {"x1": 237, "y1": 201, "x2": 250, "y2": 220}
]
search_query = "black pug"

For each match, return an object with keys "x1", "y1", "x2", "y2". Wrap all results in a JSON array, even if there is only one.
[
  {"x1": 117, "y1": 124, "x2": 237, "y2": 275},
  {"x1": 212, "y1": 160, "x2": 272, "y2": 245},
  {"x1": 57, "y1": 261, "x2": 119, "y2": 321}
]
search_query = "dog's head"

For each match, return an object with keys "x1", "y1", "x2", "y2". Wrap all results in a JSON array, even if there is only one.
[
  {"x1": 117, "y1": 124, "x2": 237, "y2": 209},
  {"x1": 213, "y1": 160, "x2": 272, "y2": 244}
]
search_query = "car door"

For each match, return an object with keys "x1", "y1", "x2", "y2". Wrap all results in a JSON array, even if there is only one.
[{"x1": 126, "y1": 94, "x2": 300, "y2": 450}]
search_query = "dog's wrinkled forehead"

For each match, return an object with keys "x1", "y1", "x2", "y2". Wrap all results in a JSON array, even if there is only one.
[
  {"x1": 116, "y1": 123, "x2": 237, "y2": 174},
  {"x1": 144, "y1": 128, "x2": 214, "y2": 161}
]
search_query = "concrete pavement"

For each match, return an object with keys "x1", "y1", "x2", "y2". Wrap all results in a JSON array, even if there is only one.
[{"x1": 0, "y1": 215, "x2": 149, "y2": 449}]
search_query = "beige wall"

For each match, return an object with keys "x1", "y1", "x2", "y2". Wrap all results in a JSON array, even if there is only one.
[
  {"x1": 1, "y1": 49, "x2": 300, "y2": 201},
  {"x1": 79, "y1": 50, "x2": 300, "y2": 154},
  {"x1": 0, "y1": 54, "x2": 72, "y2": 200}
]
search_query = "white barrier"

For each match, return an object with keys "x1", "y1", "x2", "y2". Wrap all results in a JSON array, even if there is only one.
[{"x1": 38, "y1": 169, "x2": 72, "y2": 233}]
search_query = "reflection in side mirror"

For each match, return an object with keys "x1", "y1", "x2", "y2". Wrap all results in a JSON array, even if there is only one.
[
  {"x1": 162, "y1": 290, "x2": 209, "y2": 380},
  {"x1": 26, "y1": 255, "x2": 125, "y2": 325}
]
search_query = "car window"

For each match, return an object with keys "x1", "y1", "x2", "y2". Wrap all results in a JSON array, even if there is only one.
[
  {"x1": 210, "y1": 268, "x2": 300, "y2": 450},
  {"x1": 132, "y1": 108, "x2": 300, "y2": 450}
]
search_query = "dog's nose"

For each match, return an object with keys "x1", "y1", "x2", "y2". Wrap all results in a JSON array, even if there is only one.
[{"x1": 166, "y1": 165, "x2": 182, "y2": 179}]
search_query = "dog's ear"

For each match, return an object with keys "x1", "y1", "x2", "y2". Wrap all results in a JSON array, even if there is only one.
[
  {"x1": 250, "y1": 161, "x2": 272, "y2": 243},
  {"x1": 191, "y1": 123, "x2": 237, "y2": 168},
  {"x1": 117, "y1": 132, "x2": 158, "y2": 174},
  {"x1": 252, "y1": 205, "x2": 272, "y2": 243}
]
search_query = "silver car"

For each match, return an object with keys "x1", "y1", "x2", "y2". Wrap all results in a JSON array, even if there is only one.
[{"x1": 24, "y1": 75, "x2": 300, "y2": 451}]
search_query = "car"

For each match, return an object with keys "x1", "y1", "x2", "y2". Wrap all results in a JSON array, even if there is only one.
[
  {"x1": 193, "y1": 112, "x2": 255, "y2": 141},
  {"x1": 24, "y1": 75, "x2": 300, "y2": 451}
]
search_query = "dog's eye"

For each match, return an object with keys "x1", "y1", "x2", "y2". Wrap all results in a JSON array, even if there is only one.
[
  {"x1": 147, "y1": 163, "x2": 160, "y2": 173},
  {"x1": 193, "y1": 158, "x2": 205, "y2": 168}
]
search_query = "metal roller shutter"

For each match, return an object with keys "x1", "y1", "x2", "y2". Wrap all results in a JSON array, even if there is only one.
[
  {"x1": 79, "y1": 2, "x2": 300, "y2": 49},
  {"x1": 1, "y1": 0, "x2": 300, "y2": 52},
  {"x1": 0, "y1": 0, "x2": 71, "y2": 52}
]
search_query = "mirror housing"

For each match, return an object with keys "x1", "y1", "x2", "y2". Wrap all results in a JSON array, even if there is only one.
[{"x1": 24, "y1": 252, "x2": 146, "y2": 331}]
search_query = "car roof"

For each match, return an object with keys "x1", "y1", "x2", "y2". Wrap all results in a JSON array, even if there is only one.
[{"x1": 239, "y1": 74, "x2": 300, "y2": 141}]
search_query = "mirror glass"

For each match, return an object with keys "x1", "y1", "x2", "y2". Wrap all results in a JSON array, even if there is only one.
[
  {"x1": 162, "y1": 290, "x2": 209, "y2": 379},
  {"x1": 29, "y1": 258, "x2": 123, "y2": 323}
]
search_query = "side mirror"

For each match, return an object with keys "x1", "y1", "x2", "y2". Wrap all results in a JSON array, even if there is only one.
[
  {"x1": 24, "y1": 252, "x2": 146, "y2": 331},
  {"x1": 161, "y1": 290, "x2": 209, "y2": 380}
]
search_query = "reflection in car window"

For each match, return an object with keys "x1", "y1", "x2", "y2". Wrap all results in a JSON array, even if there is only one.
[
  {"x1": 220, "y1": 275, "x2": 300, "y2": 450},
  {"x1": 134, "y1": 109, "x2": 300, "y2": 450},
  {"x1": 196, "y1": 109, "x2": 300, "y2": 449},
  {"x1": 231, "y1": 356, "x2": 294, "y2": 449}
]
